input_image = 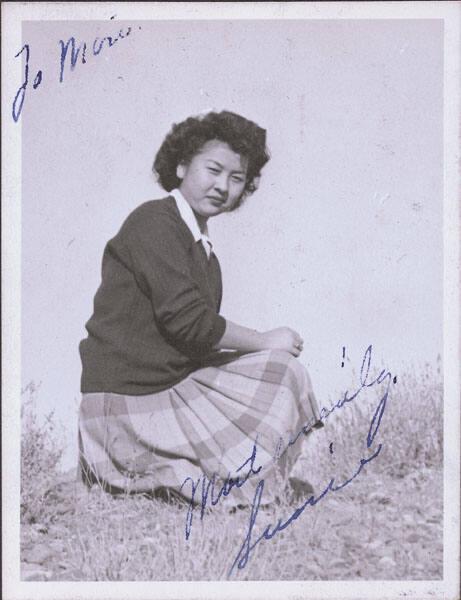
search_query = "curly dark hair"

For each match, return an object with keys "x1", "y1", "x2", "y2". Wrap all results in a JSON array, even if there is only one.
[{"x1": 153, "y1": 110, "x2": 270, "y2": 208}]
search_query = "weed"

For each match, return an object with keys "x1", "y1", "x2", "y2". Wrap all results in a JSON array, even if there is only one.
[{"x1": 21, "y1": 381, "x2": 65, "y2": 526}]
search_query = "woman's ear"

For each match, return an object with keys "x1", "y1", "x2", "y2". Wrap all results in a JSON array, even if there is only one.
[{"x1": 176, "y1": 163, "x2": 186, "y2": 180}]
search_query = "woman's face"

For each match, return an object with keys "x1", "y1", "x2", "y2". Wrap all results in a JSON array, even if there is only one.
[{"x1": 176, "y1": 139, "x2": 248, "y2": 224}]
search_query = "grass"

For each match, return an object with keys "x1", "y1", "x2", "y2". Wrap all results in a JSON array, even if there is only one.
[
  {"x1": 21, "y1": 381, "x2": 65, "y2": 527},
  {"x1": 20, "y1": 359, "x2": 443, "y2": 581}
]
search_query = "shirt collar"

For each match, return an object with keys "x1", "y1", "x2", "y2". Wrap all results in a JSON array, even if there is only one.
[{"x1": 170, "y1": 188, "x2": 212, "y2": 248}]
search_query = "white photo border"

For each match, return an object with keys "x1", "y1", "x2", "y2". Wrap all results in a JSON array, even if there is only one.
[{"x1": 2, "y1": 2, "x2": 459, "y2": 599}]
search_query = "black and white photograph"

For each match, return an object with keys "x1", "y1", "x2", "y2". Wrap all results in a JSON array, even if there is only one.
[{"x1": 2, "y1": 2, "x2": 460, "y2": 599}]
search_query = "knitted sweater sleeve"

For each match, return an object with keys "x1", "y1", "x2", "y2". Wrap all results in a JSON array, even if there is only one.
[{"x1": 115, "y1": 204, "x2": 226, "y2": 355}]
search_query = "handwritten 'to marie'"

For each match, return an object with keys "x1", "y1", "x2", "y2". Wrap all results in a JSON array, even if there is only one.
[{"x1": 12, "y1": 18, "x2": 136, "y2": 123}]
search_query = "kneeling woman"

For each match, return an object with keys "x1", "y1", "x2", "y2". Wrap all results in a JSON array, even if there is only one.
[{"x1": 78, "y1": 110, "x2": 322, "y2": 507}]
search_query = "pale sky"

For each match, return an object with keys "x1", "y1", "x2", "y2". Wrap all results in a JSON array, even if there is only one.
[{"x1": 20, "y1": 18, "x2": 443, "y2": 469}]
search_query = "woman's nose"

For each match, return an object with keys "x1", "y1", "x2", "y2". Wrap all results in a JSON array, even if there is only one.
[{"x1": 214, "y1": 173, "x2": 228, "y2": 194}]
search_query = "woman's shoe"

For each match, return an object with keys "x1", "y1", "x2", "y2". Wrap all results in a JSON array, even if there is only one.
[{"x1": 288, "y1": 476, "x2": 315, "y2": 503}]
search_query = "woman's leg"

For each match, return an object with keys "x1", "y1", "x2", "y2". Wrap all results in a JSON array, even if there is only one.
[
  {"x1": 170, "y1": 349, "x2": 323, "y2": 506},
  {"x1": 77, "y1": 350, "x2": 322, "y2": 505}
]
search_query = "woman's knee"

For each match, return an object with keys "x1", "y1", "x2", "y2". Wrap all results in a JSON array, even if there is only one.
[{"x1": 266, "y1": 349, "x2": 310, "y2": 387}]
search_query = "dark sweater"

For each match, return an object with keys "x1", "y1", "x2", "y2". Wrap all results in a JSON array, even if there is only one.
[{"x1": 79, "y1": 196, "x2": 227, "y2": 395}]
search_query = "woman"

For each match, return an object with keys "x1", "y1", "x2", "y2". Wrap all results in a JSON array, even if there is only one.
[{"x1": 78, "y1": 110, "x2": 322, "y2": 507}]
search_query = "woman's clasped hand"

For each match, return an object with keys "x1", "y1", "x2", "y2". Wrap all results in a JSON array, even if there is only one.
[{"x1": 262, "y1": 327, "x2": 305, "y2": 357}]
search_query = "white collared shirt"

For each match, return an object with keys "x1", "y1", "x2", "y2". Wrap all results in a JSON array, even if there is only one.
[{"x1": 170, "y1": 188, "x2": 214, "y2": 259}]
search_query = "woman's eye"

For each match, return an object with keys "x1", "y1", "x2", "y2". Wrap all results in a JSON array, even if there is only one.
[{"x1": 232, "y1": 176, "x2": 244, "y2": 183}]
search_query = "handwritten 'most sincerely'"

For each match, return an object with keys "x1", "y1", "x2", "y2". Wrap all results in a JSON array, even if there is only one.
[{"x1": 179, "y1": 345, "x2": 396, "y2": 576}]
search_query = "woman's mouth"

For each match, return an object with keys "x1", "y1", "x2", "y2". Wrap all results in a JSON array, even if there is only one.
[{"x1": 207, "y1": 196, "x2": 226, "y2": 206}]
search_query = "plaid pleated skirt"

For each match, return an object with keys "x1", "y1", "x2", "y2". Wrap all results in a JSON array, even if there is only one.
[{"x1": 78, "y1": 349, "x2": 323, "y2": 506}]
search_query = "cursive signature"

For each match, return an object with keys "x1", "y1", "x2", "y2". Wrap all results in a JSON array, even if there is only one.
[
  {"x1": 228, "y1": 352, "x2": 393, "y2": 576},
  {"x1": 178, "y1": 344, "x2": 397, "y2": 578},
  {"x1": 11, "y1": 16, "x2": 137, "y2": 123}
]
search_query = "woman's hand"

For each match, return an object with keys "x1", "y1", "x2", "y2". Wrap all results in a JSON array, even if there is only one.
[
  {"x1": 260, "y1": 327, "x2": 304, "y2": 357},
  {"x1": 215, "y1": 321, "x2": 304, "y2": 357}
]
